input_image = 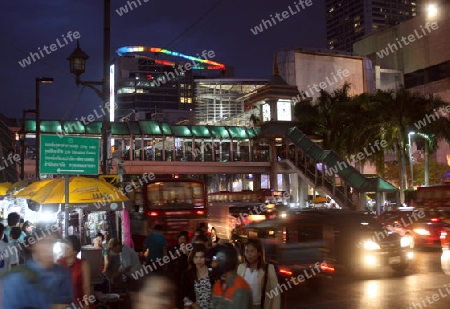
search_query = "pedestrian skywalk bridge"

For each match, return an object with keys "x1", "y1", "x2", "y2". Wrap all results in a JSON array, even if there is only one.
[{"x1": 284, "y1": 127, "x2": 399, "y2": 211}]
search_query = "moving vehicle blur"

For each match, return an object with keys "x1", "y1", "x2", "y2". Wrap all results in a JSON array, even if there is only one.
[
  {"x1": 378, "y1": 208, "x2": 448, "y2": 248},
  {"x1": 207, "y1": 190, "x2": 288, "y2": 242},
  {"x1": 245, "y1": 209, "x2": 413, "y2": 280},
  {"x1": 412, "y1": 183, "x2": 450, "y2": 208}
]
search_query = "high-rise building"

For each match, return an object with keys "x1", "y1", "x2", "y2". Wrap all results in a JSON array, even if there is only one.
[
  {"x1": 326, "y1": 0, "x2": 420, "y2": 52},
  {"x1": 112, "y1": 46, "x2": 227, "y2": 123}
]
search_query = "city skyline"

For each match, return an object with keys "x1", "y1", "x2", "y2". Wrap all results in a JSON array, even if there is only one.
[{"x1": 0, "y1": 0, "x2": 326, "y2": 120}]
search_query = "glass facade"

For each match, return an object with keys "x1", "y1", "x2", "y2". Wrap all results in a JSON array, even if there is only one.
[
  {"x1": 194, "y1": 79, "x2": 268, "y2": 125},
  {"x1": 114, "y1": 57, "x2": 194, "y2": 121}
]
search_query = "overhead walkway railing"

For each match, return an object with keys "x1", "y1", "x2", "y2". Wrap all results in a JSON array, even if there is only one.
[
  {"x1": 19, "y1": 120, "x2": 258, "y2": 139},
  {"x1": 286, "y1": 127, "x2": 399, "y2": 210}
]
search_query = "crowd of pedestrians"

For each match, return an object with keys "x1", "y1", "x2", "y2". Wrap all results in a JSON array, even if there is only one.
[
  {"x1": 138, "y1": 223, "x2": 281, "y2": 309},
  {"x1": 0, "y1": 213, "x2": 281, "y2": 309}
]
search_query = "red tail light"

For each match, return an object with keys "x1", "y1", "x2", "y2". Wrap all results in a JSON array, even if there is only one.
[
  {"x1": 196, "y1": 210, "x2": 205, "y2": 215},
  {"x1": 431, "y1": 218, "x2": 440, "y2": 222},
  {"x1": 320, "y1": 263, "x2": 335, "y2": 274},
  {"x1": 149, "y1": 211, "x2": 158, "y2": 216},
  {"x1": 441, "y1": 231, "x2": 447, "y2": 239},
  {"x1": 278, "y1": 268, "x2": 293, "y2": 276}
]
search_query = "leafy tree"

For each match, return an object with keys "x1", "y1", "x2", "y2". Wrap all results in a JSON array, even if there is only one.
[
  {"x1": 384, "y1": 159, "x2": 450, "y2": 187},
  {"x1": 293, "y1": 84, "x2": 450, "y2": 203}
]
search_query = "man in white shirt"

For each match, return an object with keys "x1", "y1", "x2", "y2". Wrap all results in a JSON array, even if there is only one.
[
  {"x1": 0, "y1": 223, "x2": 12, "y2": 275},
  {"x1": 108, "y1": 238, "x2": 142, "y2": 291}
]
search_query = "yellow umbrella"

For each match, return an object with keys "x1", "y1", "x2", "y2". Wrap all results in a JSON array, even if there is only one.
[
  {"x1": 14, "y1": 179, "x2": 56, "y2": 199},
  {"x1": 311, "y1": 196, "x2": 328, "y2": 203},
  {"x1": 26, "y1": 176, "x2": 131, "y2": 212},
  {"x1": 7, "y1": 180, "x2": 36, "y2": 195},
  {"x1": 0, "y1": 182, "x2": 11, "y2": 196}
]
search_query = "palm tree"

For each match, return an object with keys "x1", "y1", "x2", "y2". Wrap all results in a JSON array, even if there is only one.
[
  {"x1": 294, "y1": 83, "x2": 352, "y2": 153},
  {"x1": 295, "y1": 84, "x2": 450, "y2": 202},
  {"x1": 364, "y1": 88, "x2": 450, "y2": 202}
]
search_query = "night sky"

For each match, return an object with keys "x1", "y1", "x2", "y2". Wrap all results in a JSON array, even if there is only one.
[{"x1": 0, "y1": 0, "x2": 326, "y2": 121}]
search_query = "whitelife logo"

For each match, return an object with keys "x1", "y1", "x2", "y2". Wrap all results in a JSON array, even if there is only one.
[
  {"x1": 250, "y1": 0, "x2": 313, "y2": 35},
  {"x1": 376, "y1": 22, "x2": 439, "y2": 59},
  {"x1": 18, "y1": 31, "x2": 80, "y2": 68}
]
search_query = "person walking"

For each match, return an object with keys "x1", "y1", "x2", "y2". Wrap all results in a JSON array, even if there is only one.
[
  {"x1": 21, "y1": 220, "x2": 34, "y2": 236},
  {"x1": 0, "y1": 223, "x2": 12, "y2": 274},
  {"x1": 108, "y1": 238, "x2": 142, "y2": 290},
  {"x1": 210, "y1": 243, "x2": 252, "y2": 309},
  {"x1": 8, "y1": 227, "x2": 23, "y2": 267},
  {"x1": 143, "y1": 224, "x2": 168, "y2": 273},
  {"x1": 4, "y1": 212, "x2": 26, "y2": 243},
  {"x1": 237, "y1": 238, "x2": 280, "y2": 309},
  {"x1": 1, "y1": 228, "x2": 73, "y2": 309},
  {"x1": 58, "y1": 235, "x2": 91, "y2": 309},
  {"x1": 181, "y1": 244, "x2": 215, "y2": 309},
  {"x1": 168, "y1": 231, "x2": 190, "y2": 308},
  {"x1": 133, "y1": 275, "x2": 176, "y2": 309}
]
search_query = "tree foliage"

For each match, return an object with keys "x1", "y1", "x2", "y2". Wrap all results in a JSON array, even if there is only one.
[{"x1": 293, "y1": 84, "x2": 450, "y2": 200}]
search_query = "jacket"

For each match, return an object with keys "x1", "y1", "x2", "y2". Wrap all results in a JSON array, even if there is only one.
[
  {"x1": 211, "y1": 272, "x2": 252, "y2": 309},
  {"x1": 181, "y1": 267, "x2": 215, "y2": 305},
  {"x1": 237, "y1": 263, "x2": 281, "y2": 309}
]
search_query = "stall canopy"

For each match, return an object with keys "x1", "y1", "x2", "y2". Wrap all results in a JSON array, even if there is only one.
[
  {"x1": 6, "y1": 180, "x2": 35, "y2": 195},
  {"x1": 15, "y1": 177, "x2": 132, "y2": 212},
  {"x1": 0, "y1": 182, "x2": 11, "y2": 196},
  {"x1": 13, "y1": 179, "x2": 55, "y2": 199}
]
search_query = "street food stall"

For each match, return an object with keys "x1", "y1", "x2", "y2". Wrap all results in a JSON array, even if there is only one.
[{"x1": 14, "y1": 176, "x2": 133, "y2": 284}]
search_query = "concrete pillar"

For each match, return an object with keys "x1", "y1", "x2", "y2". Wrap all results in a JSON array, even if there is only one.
[
  {"x1": 253, "y1": 174, "x2": 261, "y2": 191},
  {"x1": 270, "y1": 138, "x2": 277, "y2": 190},
  {"x1": 162, "y1": 137, "x2": 166, "y2": 161},
  {"x1": 141, "y1": 136, "x2": 145, "y2": 160},
  {"x1": 290, "y1": 173, "x2": 299, "y2": 206},
  {"x1": 201, "y1": 139, "x2": 205, "y2": 162},
  {"x1": 282, "y1": 173, "x2": 290, "y2": 194},
  {"x1": 298, "y1": 178, "x2": 309, "y2": 208},
  {"x1": 129, "y1": 135, "x2": 134, "y2": 160},
  {"x1": 268, "y1": 98, "x2": 277, "y2": 121},
  {"x1": 242, "y1": 174, "x2": 249, "y2": 190},
  {"x1": 358, "y1": 192, "x2": 366, "y2": 211},
  {"x1": 230, "y1": 139, "x2": 234, "y2": 162}
]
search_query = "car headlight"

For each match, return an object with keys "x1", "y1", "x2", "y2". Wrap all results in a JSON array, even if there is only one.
[
  {"x1": 401, "y1": 236, "x2": 412, "y2": 247},
  {"x1": 413, "y1": 228, "x2": 430, "y2": 236},
  {"x1": 364, "y1": 240, "x2": 381, "y2": 250}
]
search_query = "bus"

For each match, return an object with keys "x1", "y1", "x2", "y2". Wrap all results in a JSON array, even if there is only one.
[
  {"x1": 207, "y1": 190, "x2": 289, "y2": 243},
  {"x1": 413, "y1": 184, "x2": 450, "y2": 208},
  {"x1": 131, "y1": 178, "x2": 207, "y2": 250}
]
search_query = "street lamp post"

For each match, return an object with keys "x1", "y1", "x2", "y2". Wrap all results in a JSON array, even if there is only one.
[
  {"x1": 408, "y1": 131, "x2": 415, "y2": 189},
  {"x1": 21, "y1": 109, "x2": 37, "y2": 180},
  {"x1": 66, "y1": 0, "x2": 111, "y2": 175},
  {"x1": 35, "y1": 77, "x2": 54, "y2": 180}
]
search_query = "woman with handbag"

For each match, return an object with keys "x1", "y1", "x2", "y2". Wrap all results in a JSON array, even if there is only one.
[{"x1": 237, "y1": 238, "x2": 280, "y2": 309}]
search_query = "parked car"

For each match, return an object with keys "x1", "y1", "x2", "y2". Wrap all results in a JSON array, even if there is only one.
[
  {"x1": 244, "y1": 209, "x2": 413, "y2": 282},
  {"x1": 378, "y1": 208, "x2": 448, "y2": 248}
]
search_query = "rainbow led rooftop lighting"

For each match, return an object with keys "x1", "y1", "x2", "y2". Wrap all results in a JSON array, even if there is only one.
[{"x1": 116, "y1": 46, "x2": 226, "y2": 70}]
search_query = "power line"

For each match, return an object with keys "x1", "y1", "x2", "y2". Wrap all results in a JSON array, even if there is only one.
[
  {"x1": 0, "y1": 38, "x2": 74, "y2": 77},
  {"x1": 164, "y1": 0, "x2": 225, "y2": 50}
]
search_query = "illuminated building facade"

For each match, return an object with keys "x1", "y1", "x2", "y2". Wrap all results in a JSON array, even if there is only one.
[
  {"x1": 112, "y1": 46, "x2": 226, "y2": 123},
  {"x1": 326, "y1": 0, "x2": 421, "y2": 52},
  {"x1": 194, "y1": 79, "x2": 268, "y2": 125}
]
